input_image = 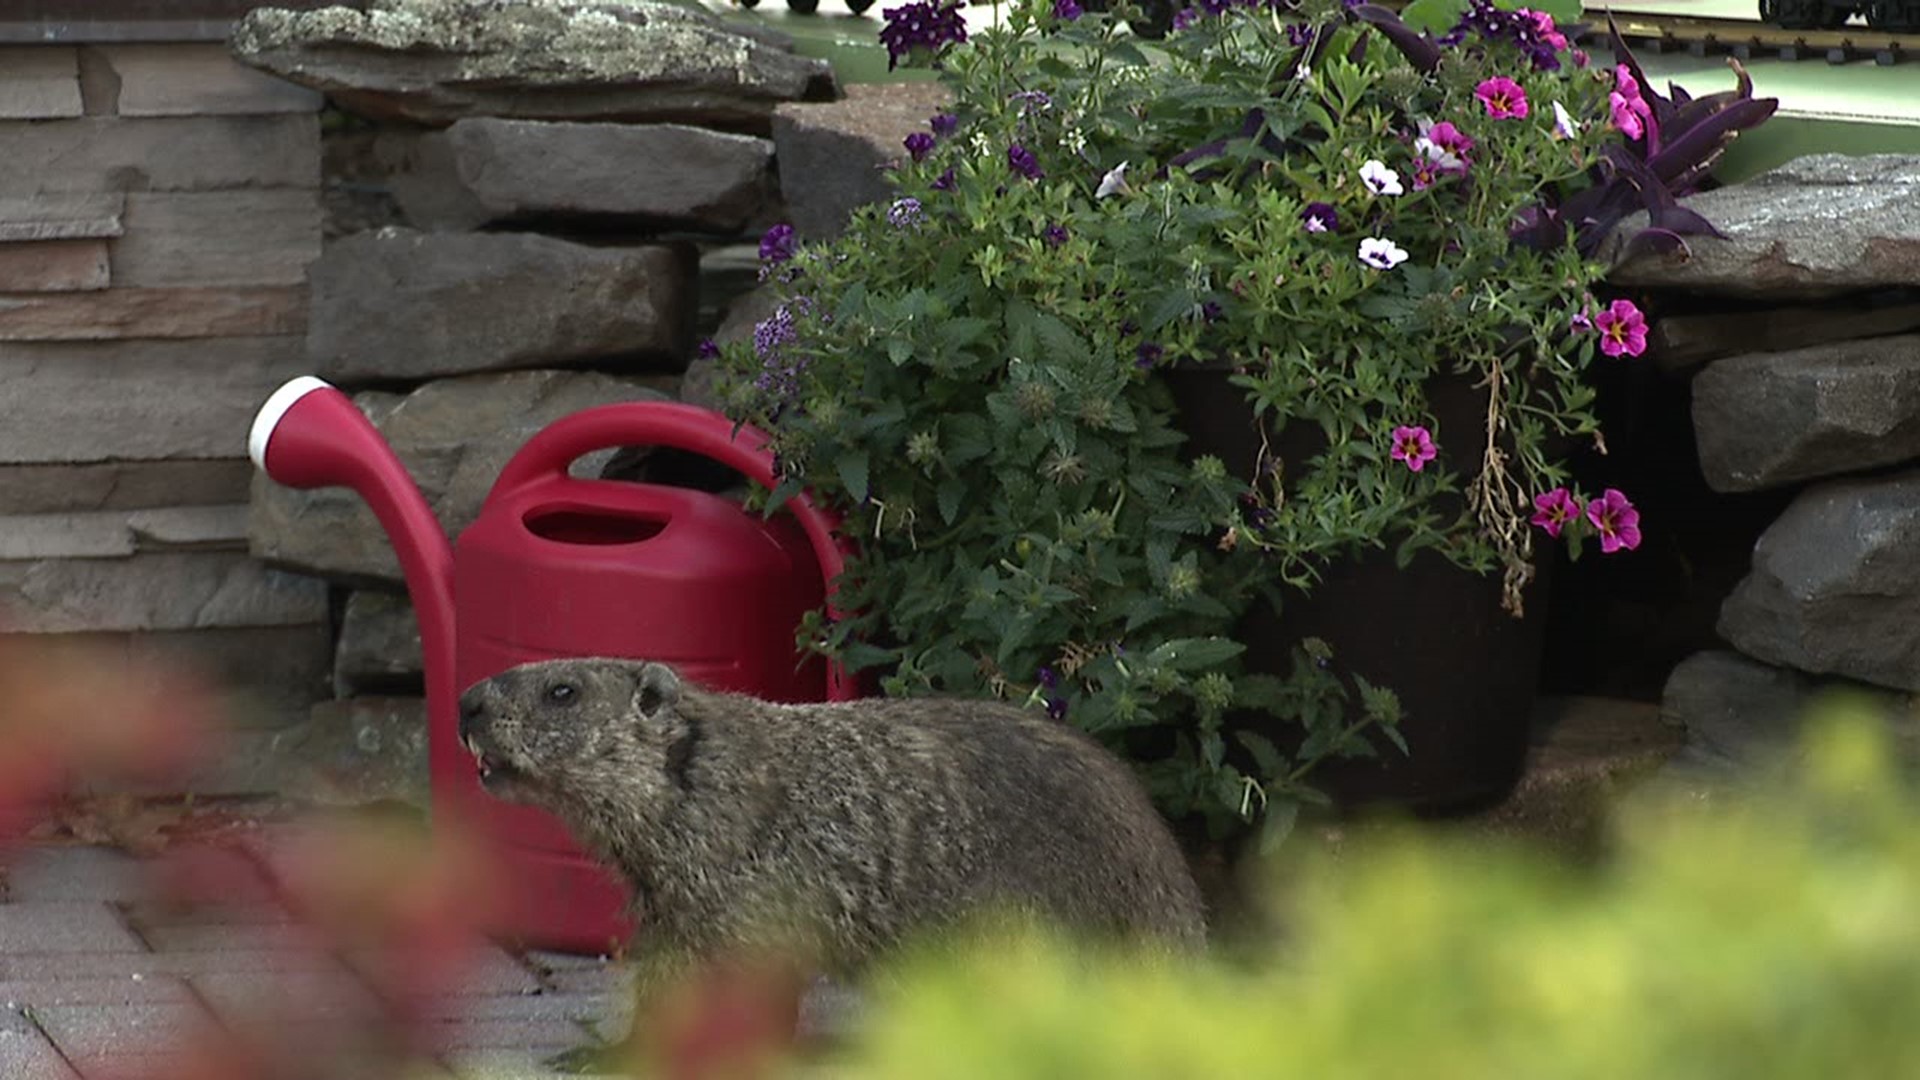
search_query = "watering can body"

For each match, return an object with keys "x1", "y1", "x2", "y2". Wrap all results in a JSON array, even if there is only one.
[{"x1": 251, "y1": 378, "x2": 848, "y2": 953}]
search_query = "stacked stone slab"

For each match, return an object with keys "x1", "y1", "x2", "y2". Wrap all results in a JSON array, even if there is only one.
[
  {"x1": 0, "y1": 39, "x2": 338, "y2": 796},
  {"x1": 1608, "y1": 154, "x2": 1920, "y2": 770},
  {"x1": 227, "y1": 0, "x2": 884, "y2": 804}
]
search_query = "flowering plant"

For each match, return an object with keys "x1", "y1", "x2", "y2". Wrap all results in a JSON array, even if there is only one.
[{"x1": 714, "y1": 0, "x2": 1765, "y2": 843}]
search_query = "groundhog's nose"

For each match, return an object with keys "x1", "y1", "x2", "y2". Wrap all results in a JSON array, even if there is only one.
[{"x1": 457, "y1": 687, "x2": 488, "y2": 748}]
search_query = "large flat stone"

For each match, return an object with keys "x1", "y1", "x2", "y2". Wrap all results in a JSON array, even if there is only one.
[
  {"x1": 114, "y1": 191, "x2": 323, "y2": 288},
  {"x1": 0, "y1": 337, "x2": 307, "y2": 463},
  {"x1": 0, "y1": 506, "x2": 249, "y2": 560},
  {"x1": 98, "y1": 43, "x2": 324, "y2": 117},
  {"x1": 1718, "y1": 469, "x2": 1920, "y2": 691},
  {"x1": 248, "y1": 368, "x2": 671, "y2": 585},
  {"x1": 0, "y1": 46, "x2": 82, "y2": 120},
  {"x1": 0, "y1": 551, "x2": 328, "y2": 633},
  {"x1": 1653, "y1": 649, "x2": 1920, "y2": 773},
  {"x1": 1691, "y1": 334, "x2": 1920, "y2": 492},
  {"x1": 0, "y1": 287, "x2": 306, "y2": 341},
  {"x1": 0, "y1": 115, "x2": 320, "y2": 194},
  {"x1": 0, "y1": 239, "x2": 109, "y2": 292},
  {"x1": 270, "y1": 696, "x2": 429, "y2": 806},
  {"x1": 0, "y1": 461, "x2": 254, "y2": 514},
  {"x1": 306, "y1": 228, "x2": 690, "y2": 382},
  {"x1": 231, "y1": 0, "x2": 836, "y2": 132},
  {"x1": 0, "y1": 194, "x2": 123, "y2": 242},
  {"x1": 385, "y1": 118, "x2": 775, "y2": 233},
  {"x1": 1610, "y1": 154, "x2": 1920, "y2": 299},
  {"x1": 1650, "y1": 294, "x2": 1920, "y2": 374},
  {"x1": 771, "y1": 82, "x2": 953, "y2": 240}
]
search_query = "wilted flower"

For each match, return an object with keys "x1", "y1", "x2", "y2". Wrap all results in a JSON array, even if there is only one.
[
  {"x1": 1550, "y1": 100, "x2": 1579, "y2": 140},
  {"x1": 1285, "y1": 22, "x2": 1313, "y2": 47},
  {"x1": 904, "y1": 131, "x2": 936, "y2": 161},
  {"x1": 1390, "y1": 425, "x2": 1437, "y2": 471},
  {"x1": 1358, "y1": 237, "x2": 1410, "y2": 270},
  {"x1": 1530, "y1": 487, "x2": 1582, "y2": 538},
  {"x1": 930, "y1": 167, "x2": 957, "y2": 191},
  {"x1": 1586, "y1": 488, "x2": 1643, "y2": 553},
  {"x1": 1475, "y1": 76, "x2": 1530, "y2": 119},
  {"x1": 1043, "y1": 223, "x2": 1070, "y2": 247},
  {"x1": 1594, "y1": 298, "x2": 1649, "y2": 357},
  {"x1": 1301, "y1": 201, "x2": 1339, "y2": 233},
  {"x1": 1360, "y1": 159, "x2": 1404, "y2": 196},
  {"x1": 1095, "y1": 162, "x2": 1131, "y2": 199},
  {"x1": 930, "y1": 112, "x2": 959, "y2": 138}
]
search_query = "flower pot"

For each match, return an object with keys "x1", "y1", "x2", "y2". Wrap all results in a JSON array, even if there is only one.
[{"x1": 1163, "y1": 366, "x2": 1547, "y2": 812}]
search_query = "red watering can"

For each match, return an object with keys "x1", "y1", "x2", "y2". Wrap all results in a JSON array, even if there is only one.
[{"x1": 249, "y1": 376, "x2": 853, "y2": 953}]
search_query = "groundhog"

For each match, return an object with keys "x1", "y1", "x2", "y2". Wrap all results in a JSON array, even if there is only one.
[{"x1": 456, "y1": 658, "x2": 1207, "y2": 985}]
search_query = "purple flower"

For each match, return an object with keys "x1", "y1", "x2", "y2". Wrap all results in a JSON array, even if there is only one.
[
  {"x1": 1037, "y1": 666, "x2": 1058, "y2": 689},
  {"x1": 1301, "y1": 201, "x2": 1339, "y2": 233},
  {"x1": 1586, "y1": 488, "x2": 1643, "y2": 554},
  {"x1": 1044, "y1": 695, "x2": 1069, "y2": 721},
  {"x1": 1008, "y1": 143, "x2": 1044, "y2": 181},
  {"x1": 1010, "y1": 90, "x2": 1052, "y2": 113},
  {"x1": 1390, "y1": 424, "x2": 1437, "y2": 472},
  {"x1": 930, "y1": 112, "x2": 959, "y2": 138},
  {"x1": 696, "y1": 338, "x2": 720, "y2": 360},
  {"x1": 887, "y1": 197, "x2": 926, "y2": 229},
  {"x1": 758, "y1": 223, "x2": 796, "y2": 265},
  {"x1": 1530, "y1": 487, "x2": 1582, "y2": 538},
  {"x1": 1475, "y1": 76, "x2": 1530, "y2": 120},
  {"x1": 1053, "y1": 0, "x2": 1082, "y2": 19},
  {"x1": 904, "y1": 131, "x2": 936, "y2": 161},
  {"x1": 1171, "y1": 7, "x2": 1199, "y2": 30},
  {"x1": 1135, "y1": 342, "x2": 1163, "y2": 369},
  {"x1": 930, "y1": 167, "x2": 957, "y2": 191},
  {"x1": 753, "y1": 304, "x2": 800, "y2": 359},
  {"x1": 1595, "y1": 298, "x2": 1649, "y2": 358},
  {"x1": 1043, "y1": 223, "x2": 1070, "y2": 247},
  {"x1": 1201, "y1": 301, "x2": 1224, "y2": 324},
  {"x1": 878, "y1": 0, "x2": 969, "y2": 70},
  {"x1": 1285, "y1": 22, "x2": 1313, "y2": 47},
  {"x1": 1443, "y1": 0, "x2": 1567, "y2": 70}
]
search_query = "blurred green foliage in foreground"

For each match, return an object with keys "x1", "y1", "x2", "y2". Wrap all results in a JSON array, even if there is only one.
[{"x1": 833, "y1": 697, "x2": 1920, "y2": 1078}]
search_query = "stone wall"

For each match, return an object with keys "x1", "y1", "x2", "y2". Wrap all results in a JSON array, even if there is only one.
[
  {"x1": 1608, "y1": 154, "x2": 1920, "y2": 771},
  {"x1": 0, "y1": 37, "x2": 336, "y2": 793}
]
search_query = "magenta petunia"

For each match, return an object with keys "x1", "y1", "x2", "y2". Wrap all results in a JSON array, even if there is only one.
[
  {"x1": 1474, "y1": 76, "x2": 1530, "y2": 120},
  {"x1": 1594, "y1": 298, "x2": 1649, "y2": 358},
  {"x1": 1530, "y1": 487, "x2": 1583, "y2": 538},
  {"x1": 1585, "y1": 488, "x2": 1642, "y2": 553},
  {"x1": 1390, "y1": 424, "x2": 1437, "y2": 472}
]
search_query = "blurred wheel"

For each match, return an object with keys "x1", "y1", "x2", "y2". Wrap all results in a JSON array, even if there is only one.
[
  {"x1": 788, "y1": 0, "x2": 820, "y2": 12},
  {"x1": 847, "y1": 0, "x2": 876, "y2": 10}
]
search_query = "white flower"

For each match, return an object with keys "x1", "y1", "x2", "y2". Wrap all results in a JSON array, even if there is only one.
[
  {"x1": 1359, "y1": 159, "x2": 1404, "y2": 197},
  {"x1": 1413, "y1": 136, "x2": 1467, "y2": 172},
  {"x1": 1550, "y1": 100, "x2": 1579, "y2": 141},
  {"x1": 1358, "y1": 237, "x2": 1409, "y2": 271},
  {"x1": 1095, "y1": 162, "x2": 1132, "y2": 199}
]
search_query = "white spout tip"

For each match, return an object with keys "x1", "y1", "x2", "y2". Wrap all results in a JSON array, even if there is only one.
[{"x1": 249, "y1": 376, "x2": 334, "y2": 471}]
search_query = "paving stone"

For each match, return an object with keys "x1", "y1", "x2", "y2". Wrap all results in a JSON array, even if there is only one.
[
  {"x1": 0, "y1": 1007, "x2": 79, "y2": 1079},
  {"x1": 137, "y1": 921, "x2": 329, "y2": 954},
  {"x1": 32, "y1": 1000, "x2": 217, "y2": 1074},
  {"x1": 193, "y1": 969, "x2": 381, "y2": 1029},
  {"x1": 445, "y1": 1047, "x2": 609, "y2": 1079},
  {"x1": 0, "y1": 975, "x2": 192, "y2": 1009},
  {"x1": 100, "y1": 43, "x2": 324, "y2": 117},
  {"x1": 432, "y1": 1016, "x2": 595, "y2": 1051},
  {"x1": 1, "y1": 846, "x2": 147, "y2": 903},
  {"x1": 0, "y1": 949, "x2": 345, "y2": 982},
  {"x1": 0, "y1": 115, "x2": 320, "y2": 195},
  {"x1": 0, "y1": 902, "x2": 144, "y2": 953}
]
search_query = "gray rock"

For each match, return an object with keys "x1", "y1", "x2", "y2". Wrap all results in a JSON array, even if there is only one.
[
  {"x1": 0, "y1": 461, "x2": 254, "y2": 514},
  {"x1": 1661, "y1": 649, "x2": 1920, "y2": 773},
  {"x1": 0, "y1": 552, "x2": 328, "y2": 633},
  {"x1": 0, "y1": 505, "x2": 250, "y2": 560},
  {"x1": 770, "y1": 82, "x2": 953, "y2": 239},
  {"x1": 385, "y1": 119, "x2": 775, "y2": 233},
  {"x1": 306, "y1": 228, "x2": 694, "y2": 382},
  {"x1": 248, "y1": 368, "x2": 671, "y2": 586},
  {"x1": 275, "y1": 697, "x2": 430, "y2": 807},
  {"x1": 1650, "y1": 296, "x2": 1920, "y2": 375},
  {"x1": 334, "y1": 588, "x2": 423, "y2": 696},
  {"x1": 1718, "y1": 469, "x2": 1920, "y2": 690},
  {"x1": 1692, "y1": 334, "x2": 1920, "y2": 492},
  {"x1": 230, "y1": 0, "x2": 836, "y2": 132},
  {"x1": 682, "y1": 285, "x2": 780, "y2": 410},
  {"x1": 1610, "y1": 154, "x2": 1920, "y2": 299}
]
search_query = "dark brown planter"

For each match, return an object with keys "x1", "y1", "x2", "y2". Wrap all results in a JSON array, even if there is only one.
[{"x1": 1163, "y1": 365, "x2": 1547, "y2": 812}]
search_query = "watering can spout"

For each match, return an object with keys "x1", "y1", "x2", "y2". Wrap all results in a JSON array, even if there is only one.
[{"x1": 248, "y1": 376, "x2": 457, "y2": 702}]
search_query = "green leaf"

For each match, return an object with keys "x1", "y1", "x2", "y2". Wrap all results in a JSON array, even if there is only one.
[
  {"x1": 1257, "y1": 799, "x2": 1298, "y2": 855},
  {"x1": 836, "y1": 451, "x2": 870, "y2": 502},
  {"x1": 1151, "y1": 638, "x2": 1246, "y2": 672},
  {"x1": 937, "y1": 477, "x2": 966, "y2": 525}
]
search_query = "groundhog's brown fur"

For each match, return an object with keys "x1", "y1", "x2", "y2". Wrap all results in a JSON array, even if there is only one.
[{"x1": 457, "y1": 658, "x2": 1206, "y2": 982}]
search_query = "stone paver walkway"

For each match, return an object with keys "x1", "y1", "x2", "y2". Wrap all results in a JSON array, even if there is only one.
[{"x1": 0, "y1": 843, "x2": 631, "y2": 1079}]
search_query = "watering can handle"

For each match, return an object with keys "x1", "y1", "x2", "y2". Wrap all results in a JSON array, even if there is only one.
[{"x1": 492, "y1": 401, "x2": 859, "y2": 703}]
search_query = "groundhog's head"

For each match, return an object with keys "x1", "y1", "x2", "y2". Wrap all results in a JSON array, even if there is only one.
[{"x1": 457, "y1": 658, "x2": 691, "y2": 814}]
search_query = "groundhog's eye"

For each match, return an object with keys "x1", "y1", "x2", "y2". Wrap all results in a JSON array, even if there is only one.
[{"x1": 548, "y1": 683, "x2": 578, "y2": 705}]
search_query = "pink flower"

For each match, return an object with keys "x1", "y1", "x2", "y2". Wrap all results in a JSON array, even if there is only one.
[
  {"x1": 1585, "y1": 488, "x2": 1642, "y2": 554},
  {"x1": 1390, "y1": 425, "x2": 1437, "y2": 472},
  {"x1": 1610, "y1": 65, "x2": 1654, "y2": 141},
  {"x1": 1530, "y1": 487, "x2": 1583, "y2": 538},
  {"x1": 1523, "y1": 9, "x2": 1570, "y2": 51},
  {"x1": 1475, "y1": 77, "x2": 1530, "y2": 120},
  {"x1": 1594, "y1": 298, "x2": 1649, "y2": 358},
  {"x1": 1422, "y1": 120, "x2": 1475, "y2": 156}
]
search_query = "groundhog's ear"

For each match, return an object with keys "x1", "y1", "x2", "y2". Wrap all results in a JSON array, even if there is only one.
[{"x1": 632, "y1": 662, "x2": 681, "y2": 719}]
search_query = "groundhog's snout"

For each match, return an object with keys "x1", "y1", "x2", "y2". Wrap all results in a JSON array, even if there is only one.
[{"x1": 456, "y1": 677, "x2": 522, "y2": 793}]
